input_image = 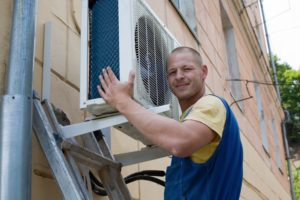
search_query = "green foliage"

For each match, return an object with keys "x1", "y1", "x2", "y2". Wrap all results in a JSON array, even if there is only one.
[
  {"x1": 270, "y1": 55, "x2": 300, "y2": 143},
  {"x1": 291, "y1": 162, "x2": 300, "y2": 200}
]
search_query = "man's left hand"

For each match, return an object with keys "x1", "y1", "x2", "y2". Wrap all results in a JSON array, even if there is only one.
[{"x1": 97, "y1": 67, "x2": 135, "y2": 110}]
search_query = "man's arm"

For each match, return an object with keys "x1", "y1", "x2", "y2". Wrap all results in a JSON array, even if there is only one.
[{"x1": 97, "y1": 67, "x2": 217, "y2": 157}]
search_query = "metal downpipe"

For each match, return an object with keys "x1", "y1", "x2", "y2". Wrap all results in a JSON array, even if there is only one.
[
  {"x1": 0, "y1": 0, "x2": 38, "y2": 200},
  {"x1": 260, "y1": 2, "x2": 295, "y2": 199},
  {"x1": 282, "y1": 110, "x2": 296, "y2": 200},
  {"x1": 259, "y1": 0, "x2": 281, "y2": 101}
]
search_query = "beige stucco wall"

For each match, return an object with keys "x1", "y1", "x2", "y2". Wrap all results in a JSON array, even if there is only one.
[
  {"x1": 0, "y1": 0, "x2": 292, "y2": 199},
  {"x1": 0, "y1": 0, "x2": 13, "y2": 102}
]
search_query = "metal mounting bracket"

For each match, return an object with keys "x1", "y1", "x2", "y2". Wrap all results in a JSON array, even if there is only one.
[{"x1": 60, "y1": 104, "x2": 170, "y2": 138}]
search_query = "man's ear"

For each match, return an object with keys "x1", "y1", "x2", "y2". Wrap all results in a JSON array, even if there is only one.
[{"x1": 202, "y1": 65, "x2": 208, "y2": 80}]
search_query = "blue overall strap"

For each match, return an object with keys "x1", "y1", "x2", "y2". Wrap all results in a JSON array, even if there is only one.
[
  {"x1": 184, "y1": 107, "x2": 193, "y2": 120},
  {"x1": 165, "y1": 95, "x2": 243, "y2": 200}
]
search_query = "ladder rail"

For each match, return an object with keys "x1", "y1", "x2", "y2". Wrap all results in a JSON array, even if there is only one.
[
  {"x1": 65, "y1": 150, "x2": 92, "y2": 200},
  {"x1": 33, "y1": 98, "x2": 133, "y2": 200},
  {"x1": 32, "y1": 99, "x2": 85, "y2": 200},
  {"x1": 81, "y1": 133, "x2": 132, "y2": 200}
]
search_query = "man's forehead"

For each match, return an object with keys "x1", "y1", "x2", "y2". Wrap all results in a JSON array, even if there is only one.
[
  {"x1": 167, "y1": 51, "x2": 201, "y2": 66},
  {"x1": 167, "y1": 52, "x2": 194, "y2": 66},
  {"x1": 169, "y1": 50, "x2": 193, "y2": 58}
]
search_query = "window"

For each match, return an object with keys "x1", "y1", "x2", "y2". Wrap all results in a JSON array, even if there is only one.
[
  {"x1": 253, "y1": 72, "x2": 269, "y2": 154},
  {"x1": 256, "y1": 27, "x2": 262, "y2": 49},
  {"x1": 242, "y1": 0, "x2": 246, "y2": 7},
  {"x1": 174, "y1": 0, "x2": 180, "y2": 8},
  {"x1": 271, "y1": 112, "x2": 283, "y2": 171},
  {"x1": 175, "y1": 0, "x2": 197, "y2": 34},
  {"x1": 220, "y1": 1, "x2": 245, "y2": 112},
  {"x1": 254, "y1": 16, "x2": 263, "y2": 50},
  {"x1": 170, "y1": 0, "x2": 199, "y2": 43}
]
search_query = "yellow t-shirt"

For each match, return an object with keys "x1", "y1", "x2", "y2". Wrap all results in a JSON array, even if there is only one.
[{"x1": 180, "y1": 95, "x2": 227, "y2": 163}]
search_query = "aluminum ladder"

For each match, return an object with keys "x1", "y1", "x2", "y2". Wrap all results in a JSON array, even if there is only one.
[{"x1": 32, "y1": 91, "x2": 132, "y2": 200}]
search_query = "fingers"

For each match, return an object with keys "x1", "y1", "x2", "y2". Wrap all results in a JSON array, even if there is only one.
[
  {"x1": 99, "y1": 75, "x2": 108, "y2": 91},
  {"x1": 128, "y1": 70, "x2": 135, "y2": 84},
  {"x1": 107, "y1": 67, "x2": 118, "y2": 83},
  {"x1": 97, "y1": 85, "x2": 106, "y2": 98},
  {"x1": 102, "y1": 68, "x2": 111, "y2": 86}
]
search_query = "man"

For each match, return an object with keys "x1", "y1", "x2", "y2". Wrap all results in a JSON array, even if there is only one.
[{"x1": 97, "y1": 47, "x2": 243, "y2": 200}]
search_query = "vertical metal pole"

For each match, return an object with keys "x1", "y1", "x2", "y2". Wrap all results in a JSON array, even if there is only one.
[
  {"x1": 260, "y1": 2, "x2": 295, "y2": 199},
  {"x1": 0, "y1": 0, "x2": 38, "y2": 200},
  {"x1": 42, "y1": 21, "x2": 53, "y2": 101},
  {"x1": 259, "y1": 0, "x2": 281, "y2": 101},
  {"x1": 282, "y1": 110, "x2": 296, "y2": 200}
]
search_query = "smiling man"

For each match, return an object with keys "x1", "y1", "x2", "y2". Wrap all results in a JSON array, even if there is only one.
[{"x1": 97, "y1": 47, "x2": 243, "y2": 200}]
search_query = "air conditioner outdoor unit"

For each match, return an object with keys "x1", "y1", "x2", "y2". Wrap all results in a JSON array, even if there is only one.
[{"x1": 80, "y1": 0, "x2": 181, "y2": 145}]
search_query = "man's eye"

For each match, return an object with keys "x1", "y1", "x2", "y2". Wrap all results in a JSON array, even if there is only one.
[
  {"x1": 184, "y1": 68, "x2": 191, "y2": 71},
  {"x1": 169, "y1": 72, "x2": 175, "y2": 75}
]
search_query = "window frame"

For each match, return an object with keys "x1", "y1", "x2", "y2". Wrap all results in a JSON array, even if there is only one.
[
  {"x1": 271, "y1": 112, "x2": 284, "y2": 174},
  {"x1": 169, "y1": 0, "x2": 201, "y2": 45},
  {"x1": 220, "y1": 0, "x2": 245, "y2": 113},
  {"x1": 253, "y1": 72, "x2": 270, "y2": 155}
]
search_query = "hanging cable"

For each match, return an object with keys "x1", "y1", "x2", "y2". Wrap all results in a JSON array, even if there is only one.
[
  {"x1": 227, "y1": 79, "x2": 300, "y2": 107},
  {"x1": 269, "y1": 25, "x2": 300, "y2": 35},
  {"x1": 227, "y1": 79, "x2": 300, "y2": 86},
  {"x1": 89, "y1": 170, "x2": 166, "y2": 196},
  {"x1": 227, "y1": 78, "x2": 300, "y2": 107},
  {"x1": 228, "y1": 79, "x2": 253, "y2": 107},
  {"x1": 243, "y1": 0, "x2": 260, "y2": 9},
  {"x1": 253, "y1": 0, "x2": 291, "y2": 28}
]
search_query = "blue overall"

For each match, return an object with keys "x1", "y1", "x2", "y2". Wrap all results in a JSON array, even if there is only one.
[{"x1": 164, "y1": 95, "x2": 243, "y2": 200}]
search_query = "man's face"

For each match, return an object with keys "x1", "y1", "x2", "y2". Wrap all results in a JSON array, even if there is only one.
[{"x1": 166, "y1": 52, "x2": 207, "y2": 101}]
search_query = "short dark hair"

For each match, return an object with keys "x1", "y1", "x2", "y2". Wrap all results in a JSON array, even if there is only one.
[{"x1": 166, "y1": 46, "x2": 203, "y2": 68}]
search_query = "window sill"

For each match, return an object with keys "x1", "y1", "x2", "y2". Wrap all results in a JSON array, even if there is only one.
[
  {"x1": 169, "y1": 0, "x2": 201, "y2": 45},
  {"x1": 263, "y1": 145, "x2": 270, "y2": 157},
  {"x1": 279, "y1": 167, "x2": 284, "y2": 175}
]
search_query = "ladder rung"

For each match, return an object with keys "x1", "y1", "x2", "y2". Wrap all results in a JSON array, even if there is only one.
[
  {"x1": 59, "y1": 139, "x2": 122, "y2": 171},
  {"x1": 72, "y1": 151, "x2": 104, "y2": 171},
  {"x1": 33, "y1": 94, "x2": 133, "y2": 200}
]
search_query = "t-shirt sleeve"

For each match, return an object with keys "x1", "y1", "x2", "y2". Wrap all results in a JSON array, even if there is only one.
[{"x1": 182, "y1": 96, "x2": 227, "y2": 137}]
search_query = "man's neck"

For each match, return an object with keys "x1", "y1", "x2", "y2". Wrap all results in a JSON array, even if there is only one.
[{"x1": 179, "y1": 89, "x2": 206, "y2": 113}]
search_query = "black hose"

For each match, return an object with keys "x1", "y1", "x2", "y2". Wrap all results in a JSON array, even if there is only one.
[
  {"x1": 89, "y1": 170, "x2": 166, "y2": 196},
  {"x1": 125, "y1": 175, "x2": 165, "y2": 187},
  {"x1": 89, "y1": 171, "x2": 104, "y2": 188},
  {"x1": 125, "y1": 170, "x2": 165, "y2": 179},
  {"x1": 90, "y1": 178, "x2": 107, "y2": 196}
]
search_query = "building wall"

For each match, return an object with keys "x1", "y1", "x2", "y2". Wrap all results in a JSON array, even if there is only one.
[{"x1": 0, "y1": 0, "x2": 291, "y2": 199}]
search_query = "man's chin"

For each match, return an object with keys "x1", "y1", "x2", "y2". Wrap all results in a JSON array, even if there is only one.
[{"x1": 175, "y1": 93, "x2": 191, "y2": 101}]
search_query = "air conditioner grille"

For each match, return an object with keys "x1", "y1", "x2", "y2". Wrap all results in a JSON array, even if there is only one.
[
  {"x1": 89, "y1": 0, "x2": 120, "y2": 100},
  {"x1": 133, "y1": 0, "x2": 180, "y2": 120}
]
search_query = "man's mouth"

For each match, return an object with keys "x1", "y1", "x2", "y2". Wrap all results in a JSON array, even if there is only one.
[{"x1": 175, "y1": 83, "x2": 189, "y2": 89}]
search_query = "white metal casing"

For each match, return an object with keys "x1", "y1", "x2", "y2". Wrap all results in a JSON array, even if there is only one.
[{"x1": 80, "y1": 0, "x2": 181, "y2": 120}]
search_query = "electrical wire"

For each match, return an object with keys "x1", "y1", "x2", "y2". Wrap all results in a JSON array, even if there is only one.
[
  {"x1": 269, "y1": 25, "x2": 300, "y2": 35},
  {"x1": 253, "y1": 0, "x2": 291, "y2": 28},
  {"x1": 241, "y1": 0, "x2": 272, "y2": 78},
  {"x1": 70, "y1": 0, "x2": 81, "y2": 34},
  {"x1": 125, "y1": 175, "x2": 165, "y2": 186},
  {"x1": 244, "y1": 0, "x2": 261, "y2": 8},
  {"x1": 228, "y1": 79, "x2": 253, "y2": 107},
  {"x1": 227, "y1": 79, "x2": 300, "y2": 85},
  {"x1": 125, "y1": 170, "x2": 166, "y2": 179},
  {"x1": 89, "y1": 170, "x2": 166, "y2": 196},
  {"x1": 226, "y1": 78, "x2": 300, "y2": 107}
]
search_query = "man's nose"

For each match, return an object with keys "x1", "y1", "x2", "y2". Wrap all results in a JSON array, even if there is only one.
[{"x1": 175, "y1": 70, "x2": 184, "y2": 80}]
